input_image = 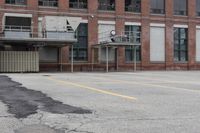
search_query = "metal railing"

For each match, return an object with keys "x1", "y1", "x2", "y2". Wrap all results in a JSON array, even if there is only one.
[
  {"x1": 69, "y1": 2, "x2": 87, "y2": 9},
  {"x1": 5, "y1": 0, "x2": 27, "y2": 5},
  {"x1": 0, "y1": 25, "x2": 77, "y2": 41},
  {"x1": 98, "y1": 30, "x2": 141, "y2": 45},
  {"x1": 38, "y1": 0, "x2": 58, "y2": 7}
]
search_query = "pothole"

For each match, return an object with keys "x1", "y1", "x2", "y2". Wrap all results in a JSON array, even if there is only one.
[
  {"x1": 0, "y1": 76, "x2": 92, "y2": 118},
  {"x1": 15, "y1": 124, "x2": 65, "y2": 133}
]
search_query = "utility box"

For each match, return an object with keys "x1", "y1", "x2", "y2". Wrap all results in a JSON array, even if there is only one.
[{"x1": 0, "y1": 51, "x2": 39, "y2": 73}]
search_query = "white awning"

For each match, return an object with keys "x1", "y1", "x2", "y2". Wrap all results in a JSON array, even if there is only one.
[
  {"x1": 4, "y1": 13, "x2": 32, "y2": 18},
  {"x1": 66, "y1": 17, "x2": 82, "y2": 31}
]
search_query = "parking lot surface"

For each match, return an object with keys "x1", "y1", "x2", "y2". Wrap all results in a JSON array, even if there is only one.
[{"x1": 0, "y1": 71, "x2": 200, "y2": 133}]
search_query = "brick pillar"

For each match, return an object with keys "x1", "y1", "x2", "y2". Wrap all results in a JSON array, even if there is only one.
[
  {"x1": 0, "y1": 0, "x2": 4, "y2": 6},
  {"x1": 165, "y1": 22, "x2": 174, "y2": 70},
  {"x1": 88, "y1": 0, "x2": 98, "y2": 63},
  {"x1": 88, "y1": 0, "x2": 98, "y2": 13},
  {"x1": 141, "y1": 0, "x2": 150, "y2": 17},
  {"x1": 88, "y1": 17, "x2": 98, "y2": 62},
  {"x1": 61, "y1": 46, "x2": 69, "y2": 63},
  {"x1": 59, "y1": 0, "x2": 69, "y2": 11},
  {"x1": 27, "y1": 0, "x2": 38, "y2": 10},
  {"x1": 141, "y1": 0, "x2": 150, "y2": 70},
  {"x1": 32, "y1": 13, "x2": 38, "y2": 38},
  {"x1": 0, "y1": 12, "x2": 4, "y2": 36},
  {"x1": 115, "y1": 0, "x2": 125, "y2": 67},
  {"x1": 188, "y1": 0, "x2": 196, "y2": 69},
  {"x1": 165, "y1": 0, "x2": 174, "y2": 70},
  {"x1": 115, "y1": 0, "x2": 124, "y2": 16}
]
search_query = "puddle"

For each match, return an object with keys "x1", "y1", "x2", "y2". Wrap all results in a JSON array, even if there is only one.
[{"x1": 0, "y1": 76, "x2": 92, "y2": 118}]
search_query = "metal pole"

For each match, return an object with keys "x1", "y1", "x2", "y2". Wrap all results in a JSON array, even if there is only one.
[
  {"x1": 134, "y1": 46, "x2": 137, "y2": 72},
  {"x1": 91, "y1": 48, "x2": 94, "y2": 72},
  {"x1": 116, "y1": 47, "x2": 119, "y2": 71},
  {"x1": 106, "y1": 46, "x2": 109, "y2": 73},
  {"x1": 60, "y1": 47, "x2": 63, "y2": 72},
  {"x1": 71, "y1": 45, "x2": 74, "y2": 73}
]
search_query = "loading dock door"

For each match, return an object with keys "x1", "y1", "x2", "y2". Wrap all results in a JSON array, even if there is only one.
[{"x1": 0, "y1": 51, "x2": 39, "y2": 72}]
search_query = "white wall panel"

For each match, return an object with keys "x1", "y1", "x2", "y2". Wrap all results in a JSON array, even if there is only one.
[
  {"x1": 196, "y1": 29, "x2": 200, "y2": 62},
  {"x1": 98, "y1": 24, "x2": 115, "y2": 43},
  {"x1": 98, "y1": 23, "x2": 116, "y2": 62},
  {"x1": 150, "y1": 26, "x2": 165, "y2": 62}
]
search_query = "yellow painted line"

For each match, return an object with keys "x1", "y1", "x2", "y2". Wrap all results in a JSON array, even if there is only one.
[
  {"x1": 93, "y1": 73, "x2": 200, "y2": 85},
  {"x1": 91, "y1": 76, "x2": 200, "y2": 93},
  {"x1": 48, "y1": 77, "x2": 137, "y2": 101}
]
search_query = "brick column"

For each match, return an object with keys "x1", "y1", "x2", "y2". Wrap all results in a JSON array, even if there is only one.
[
  {"x1": 0, "y1": 12, "x2": 4, "y2": 37},
  {"x1": 59, "y1": 0, "x2": 69, "y2": 11},
  {"x1": 88, "y1": 17, "x2": 98, "y2": 62},
  {"x1": 188, "y1": 0, "x2": 196, "y2": 69},
  {"x1": 115, "y1": 0, "x2": 124, "y2": 16},
  {"x1": 116, "y1": 19, "x2": 125, "y2": 66},
  {"x1": 141, "y1": 0, "x2": 150, "y2": 70},
  {"x1": 31, "y1": 13, "x2": 38, "y2": 38},
  {"x1": 115, "y1": 0, "x2": 125, "y2": 66},
  {"x1": 165, "y1": 0, "x2": 174, "y2": 70},
  {"x1": 27, "y1": 0, "x2": 38, "y2": 10},
  {"x1": 88, "y1": 0, "x2": 98, "y2": 13},
  {"x1": 61, "y1": 46, "x2": 69, "y2": 63},
  {"x1": 0, "y1": 0, "x2": 4, "y2": 6},
  {"x1": 88, "y1": 0, "x2": 98, "y2": 63}
]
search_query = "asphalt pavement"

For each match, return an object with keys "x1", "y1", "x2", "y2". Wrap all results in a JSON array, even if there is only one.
[{"x1": 0, "y1": 71, "x2": 200, "y2": 133}]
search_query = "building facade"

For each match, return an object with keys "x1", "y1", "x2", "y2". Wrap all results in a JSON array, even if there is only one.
[{"x1": 0, "y1": 0, "x2": 200, "y2": 72}]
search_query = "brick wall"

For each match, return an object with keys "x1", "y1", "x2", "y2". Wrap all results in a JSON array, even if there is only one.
[{"x1": 1, "y1": 0, "x2": 200, "y2": 71}]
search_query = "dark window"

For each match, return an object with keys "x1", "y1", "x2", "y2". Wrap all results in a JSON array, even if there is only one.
[
  {"x1": 69, "y1": 0, "x2": 87, "y2": 9},
  {"x1": 125, "y1": 25, "x2": 141, "y2": 62},
  {"x1": 150, "y1": 0, "x2": 165, "y2": 14},
  {"x1": 5, "y1": 0, "x2": 27, "y2": 5},
  {"x1": 38, "y1": 0, "x2": 58, "y2": 7},
  {"x1": 70, "y1": 23, "x2": 88, "y2": 61},
  {"x1": 196, "y1": 0, "x2": 200, "y2": 16},
  {"x1": 125, "y1": 0, "x2": 141, "y2": 13},
  {"x1": 98, "y1": 0, "x2": 115, "y2": 11},
  {"x1": 174, "y1": 0, "x2": 187, "y2": 15},
  {"x1": 5, "y1": 16, "x2": 31, "y2": 31},
  {"x1": 174, "y1": 28, "x2": 188, "y2": 62}
]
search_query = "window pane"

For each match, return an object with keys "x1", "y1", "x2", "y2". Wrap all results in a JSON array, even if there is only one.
[
  {"x1": 173, "y1": 28, "x2": 188, "y2": 62},
  {"x1": 38, "y1": 0, "x2": 58, "y2": 7},
  {"x1": 150, "y1": 0, "x2": 165, "y2": 14},
  {"x1": 196, "y1": 0, "x2": 200, "y2": 16},
  {"x1": 69, "y1": 0, "x2": 87, "y2": 9},
  {"x1": 174, "y1": 0, "x2": 187, "y2": 15},
  {"x1": 174, "y1": 51, "x2": 179, "y2": 61},
  {"x1": 180, "y1": 51, "x2": 187, "y2": 61},
  {"x1": 98, "y1": 0, "x2": 115, "y2": 11},
  {"x1": 125, "y1": 24, "x2": 141, "y2": 63},
  {"x1": 125, "y1": 0, "x2": 141, "y2": 13},
  {"x1": 70, "y1": 23, "x2": 88, "y2": 61}
]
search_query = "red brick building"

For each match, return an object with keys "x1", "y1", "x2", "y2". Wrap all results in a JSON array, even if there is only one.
[{"x1": 0, "y1": 0, "x2": 200, "y2": 72}]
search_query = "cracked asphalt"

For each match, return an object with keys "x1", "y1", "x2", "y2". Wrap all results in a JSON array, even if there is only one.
[{"x1": 0, "y1": 71, "x2": 200, "y2": 133}]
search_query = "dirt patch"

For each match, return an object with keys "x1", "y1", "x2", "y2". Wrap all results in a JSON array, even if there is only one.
[{"x1": 0, "y1": 76, "x2": 92, "y2": 118}]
